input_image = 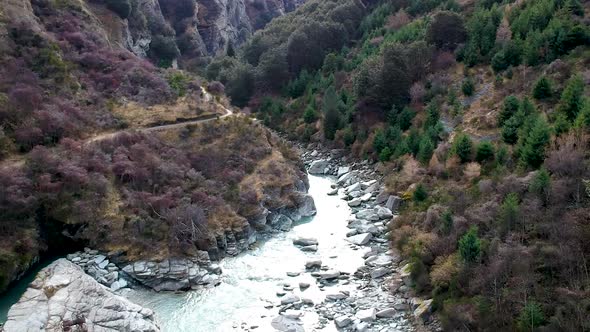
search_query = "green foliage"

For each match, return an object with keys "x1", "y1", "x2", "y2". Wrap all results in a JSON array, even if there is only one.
[
  {"x1": 442, "y1": 210, "x2": 453, "y2": 235},
  {"x1": 322, "y1": 86, "x2": 342, "y2": 140},
  {"x1": 529, "y1": 168, "x2": 551, "y2": 204},
  {"x1": 502, "y1": 115, "x2": 521, "y2": 144},
  {"x1": 303, "y1": 104, "x2": 318, "y2": 124},
  {"x1": 553, "y1": 113, "x2": 570, "y2": 136},
  {"x1": 397, "y1": 107, "x2": 416, "y2": 131},
  {"x1": 475, "y1": 141, "x2": 495, "y2": 163},
  {"x1": 149, "y1": 35, "x2": 179, "y2": 67},
  {"x1": 33, "y1": 44, "x2": 69, "y2": 82},
  {"x1": 413, "y1": 183, "x2": 428, "y2": 202},
  {"x1": 496, "y1": 144, "x2": 509, "y2": 166},
  {"x1": 417, "y1": 135, "x2": 434, "y2": 164},
  {"x1": 461, "y1": 5, "x2": 502, "y2": 66},
  {"x1": 520, "y1": 116, "x2": 551, "y2": 169},
  {"x1": 499, "y1": 193, "x2": 519, "y2": 234},
  {"x1": 491, "y1": 40, "x2": 523, "y2": 72},
  {"x1": 373, "y1": 129, "x2": 387, "y2": 153},
  {"x1": 459, "y1": 226, "x2": 481, "y2": 263},
  {"x1": 379, "y1": 147, "x2": 393, "y2": 162},
  {"x1": 499, "y1": 95, "x2": 520, "y2": 126},
  {"x1": 426, "y1": 11, "x2": 467, "y2": 50},
  {"x1": 453, "y1": 133, "x2": 473, "y2": 163},
  {"x1": 462, "y1": 77, "x2": 475, "y2": 96},
  {"x1": 226, "y1": 63, "x2": 256, "y2": 107},
  {"x1": 106, "y1": 0, "x2": 131, "y2": 19},
  {"x1": 167, "y1": 72, "x2": 189, "y2": 97},
  {"x1": 517, "y1": 301, "x2": 545, "y2": 331},
  {"x1": 286, "y1": 70, "x2": 312, "y2": 98},
  {"x1": 574, "y1": 102, "x2": 590, "y2": 131},
  {"x1": 424, "y1": 102, "x2": 441, "y2": 130},
  {"x1": 342, "y1": 126, "x2": 356, "y2": 146},
  {"x1": 532, "y1": 76, "x2": 553, "y2": 100},
  {"x1": 558, "y1": 74, "x2": 585, "y2": 121}
]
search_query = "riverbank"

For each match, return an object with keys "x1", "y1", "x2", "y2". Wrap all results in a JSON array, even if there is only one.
[{"x1": 2, "y1": 142, "x2": 441, "y2": 331}]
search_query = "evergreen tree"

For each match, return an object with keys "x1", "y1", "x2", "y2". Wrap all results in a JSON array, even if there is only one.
[
  {"x1": 533, "y1": 76, "x2": 553, "y2": 100},
  {"x1": 462, "y1": 77, "x2": 475, "y2": 96},
  {"x1": 499, "y1": 193, "x2": 519, "y2": 234},
  {"x1": 520, "y1": 116, "x2": 551, "y2": 169},
  {"x1": 442, "y1": 210, "x2": 453, "y2": 235},
  {"x1": 530, "y1": 168, "x2": 551, "y2": 205},
  {"x1": 379, "y1": 147, "x2": 393, "y2": 162},
  {"x1": 323, "y1": 86, "x2": 342, "y2": 140},
  {"x1": 558, "y1": 74, "x2": 585, "y2": 121},
  {"x1": 476, "y1": 141, "x2": 495, "y2": 163},
  {"x1": 517, "y1": 302, "x2": 545, "y2": 331},
  {"x1": 398, "y1": 107, "x2": 415, "y2": 131},
  {"x1": 303, "y1": 104, "x2": 317, "y2": 124},
  {"x1": 453, "y1": 133, "x2": 473, "y2": 163},
  {"x1": 424, "y1": 102, "x2": 441, "y2": 129},
  {"x1": 498, "y1": 96, "x2": 520, "y2": 126},
  {"x1": 413, "y1": 183, "x2": 428, "y2": 202},
  {"x1": 417, "y1": 135, "x2": 434, "y2": 164},
  {"x1": 373, "y1": 129, "x2": 387, "y2": 154},
  {"x1": 459, "y1": 226, "x2": 480, "y2": 263},
  {"x1": 502, "y1": 116, "x2": 521, "y2": 144}
]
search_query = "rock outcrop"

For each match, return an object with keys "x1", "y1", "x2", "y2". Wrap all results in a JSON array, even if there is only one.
[
  {"x1": 3, "y1": 259, "x2": 160, "y2": 332},
  {"x1": 122, "y1": 0, "x2": 306, "y2": 64}
]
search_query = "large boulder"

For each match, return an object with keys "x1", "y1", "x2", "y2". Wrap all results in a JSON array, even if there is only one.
[
  {"x1": 414, "y1": 299, "x2": 434, "y2": 322},
  {"x1": 385, "y1": 195, "x2": 403, "y2": 212},
  {"x1": 4, "y1": 259, "x2": 160, "y2": 332},
  {"x1": 346, "y1": 233, "x2": 372, "y2": 246},
  {"x1": 308, "y1": 160, "x2": 330, "y2": 174}
]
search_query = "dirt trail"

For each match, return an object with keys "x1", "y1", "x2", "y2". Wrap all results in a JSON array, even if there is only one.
[{"x1": 0, "y1": 88, "x2": 234, "y2": 170}]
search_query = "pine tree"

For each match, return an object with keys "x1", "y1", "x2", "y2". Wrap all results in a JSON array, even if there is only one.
[
  {"x1": 417, "y1": 135, "x2": 434, "y2": 165},
  {"x1": 413, "y1": 183, "x2": 428, "y2": 202},
  {"x1": 453, "y1": 133, "x2": 473, "y2": 163},
  {"x1": 379, "y1": 147, "x2": 393, "y2": 162},
  {"x1": 520, "y1": 116, "x2": 551, "y2": 169},
  {"x1": 502, "y1": 116, "x2": 521, "y2": 144},
  {"x1": 303, "y1": 104, "x2": 317, "y2": 124},
  {"x1": 533, "y1": 76, "x2": 553, "y2": 100},
  {"x1": 476, "y1": 141, "x2": 495, "y2": 163},
  {"x1": 459, "y1": 226, "x2": 480, "y2": 263},
  {"x1": 558, "y1": 74, "x2": 585, "y2": 121},
  {"x1": 498, "y1": 96, "x2": 520, "y2": 126},
  {"x1": 373, "y1": 129, "x2": 387, "y2": 154},
  {"x1": 529, "y1": 168, "x2": 551, "y2": 205},
  {"x1": 499, "y1": 192, "x2": 519, "y2": 234},
  {"x1": 517, "y1": 302, "x2": 545, "y2": 331},
  {"x1": 323, "y1": 86, "x2": 341, "y2": 140}
]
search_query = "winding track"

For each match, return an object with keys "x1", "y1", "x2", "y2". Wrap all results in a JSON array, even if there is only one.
[{"x1": 0, "y1": 88, "x2": 233, "y2": 171}]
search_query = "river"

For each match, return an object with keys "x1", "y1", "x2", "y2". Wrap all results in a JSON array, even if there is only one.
[
  {"x1": 0, "y1": 173, "x2": 411, "y2": 331},
  {"x1": 124, "y1": 174, "x2": 369, "y2": 331}
]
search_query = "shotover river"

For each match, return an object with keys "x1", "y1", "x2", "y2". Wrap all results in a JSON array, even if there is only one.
[{"x1": 0, "y1": 173, "x2": 415, "y2": 331}]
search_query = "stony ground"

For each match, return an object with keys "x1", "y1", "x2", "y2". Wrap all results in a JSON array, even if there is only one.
[{"x1": 251, "y1": 144, "x2": 442, "y2": 332}]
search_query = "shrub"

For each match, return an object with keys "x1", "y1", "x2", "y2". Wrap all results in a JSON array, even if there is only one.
[
  {"x1": 453, "y1": 133, "x2": 473, "y2": 163},
  {"x1": 413, "y1": 183, "x2": 428, "y2": 202},
  {"x1": 475, "y1": 141, "x2": 495, "y2": 163},
  {"x1": 149, "y1": 35, "x2": 179, "y2": 67},
  {"x1": 442, "y1": 210, "x2": 453, "y2": 235},
  {"x1": 532, "y1": 76, "x2": 553, "y2": 100},
  {"x1": 459, "y1": 226, "x2": 480, "y2": 263},
  {"x1": 322, "y1": 86, "x2": 342, "y2": 140}
]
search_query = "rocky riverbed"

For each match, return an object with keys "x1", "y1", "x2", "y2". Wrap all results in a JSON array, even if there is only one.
[{"x1": 2, "y1": 144, "x2": 441, "y2": 332}]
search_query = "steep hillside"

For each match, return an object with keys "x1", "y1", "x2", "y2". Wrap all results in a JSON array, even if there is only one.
[
  {"x1": 208, "y1": 0, "x2": 590, "y2": 330},
  {"x1": 0, "y1": 0, "x2": 311, "y2": 294}
]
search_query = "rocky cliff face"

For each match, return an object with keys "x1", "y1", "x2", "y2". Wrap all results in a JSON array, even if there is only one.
[
  {"x1": 122, "y1": 0, "x2": 305, "y2": 67},
  {"x1": 3, "y1": 259, "x2": 160, "y2": 332}
]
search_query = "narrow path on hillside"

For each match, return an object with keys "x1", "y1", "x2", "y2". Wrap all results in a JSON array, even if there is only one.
[
  {"x1": 86, "y1": 88, "x2": 233, "y2": 144},
  {"x1": 0, "y1": 88, "x2": 234, "y2": 171}
]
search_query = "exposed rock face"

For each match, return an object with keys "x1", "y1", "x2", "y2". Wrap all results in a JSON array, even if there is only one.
[
  {"x1": 3, "y1": 259, "x2": 160, "y2": 332},
  {"x1": 122, "y1": 0, "x2": 306, "y2": 63}
]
